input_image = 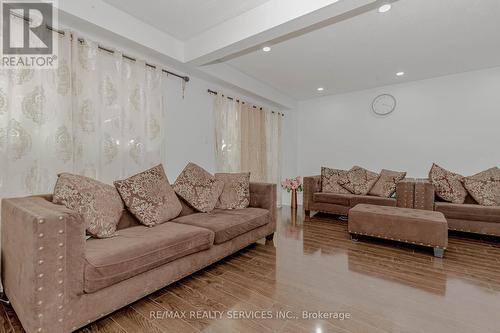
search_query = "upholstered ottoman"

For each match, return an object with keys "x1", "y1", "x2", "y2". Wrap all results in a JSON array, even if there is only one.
[{"x1": 348, "y1": 204, "x2": 448, "y2": 257}]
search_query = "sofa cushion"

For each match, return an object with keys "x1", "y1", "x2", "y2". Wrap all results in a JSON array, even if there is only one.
[
  {"x1": 114, "y1": 164, "x2": 182, "y2": 226},
  {"x1": 215, "y1": 172, "x2": 250, "y2": 209},
  {"x1": 434, "y1": 202, "x2": 500, "y2": 223},
  {"x1": 369, "y1": 169, "x2": 407, "y2": 198},
  {"x1": 339, "y1": 166, "x2": 380, "y2": 195},
  {"x1": 174, "y1": 163, "x2": 224, "y2": 212},
  {"x1": 321, "y1": 167, "x2": 350, "y2": 194},
  {"x1": 463, "y1": 167, "x2": 500, "y2": 206},
  {"x1": 173, "y1": 208, "x2": 270, "y2": 244},
  {"x1": 53, "y1": 173, "x2": 123, "y2": 238},
  {"x1": 428, "y1": 163, "x2": 467, "y2": 204},
  {"x1": 84, "y1": 222, "x2": 214, "y2": 293},
  {"x1": 350, "y1": 195, "x2": 397, "y2": 208},
  {"x1": 313, "y1": 192, "x2": 352, "y2": 206}
]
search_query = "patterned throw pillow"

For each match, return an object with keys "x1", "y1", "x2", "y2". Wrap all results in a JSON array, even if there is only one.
[
  {"x1": 321, "y1": 167, "x2": 351, "y2": 194},
  {"x1": 174, "y1": 163, "x2": 224, "y2": 213},
  {"x1": 215, "y1": 173, "x2": 250, "y2": 209},
  {"x1": 114, "y1": 165, "x2": 182, "y2": 226},
  {"x1": 463, "y1": 167, "x2": 500, "y2": 206},
  {"x1": 428, "y1": 163, "x2": 468, "y2": 204},
  {"x1": 53, "y1": 173, "x2": 124, "y2": 238},
  {"x1": 338, "y1": 166, "x2": 380, "y2": 195},
  {"x1": 369, "y1": 169, "x2": 407, "y2": 198}
]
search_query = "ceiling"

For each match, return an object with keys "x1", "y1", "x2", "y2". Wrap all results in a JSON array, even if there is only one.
[
  {"x1": 102, "y1": 0, "x2": 271, "y2": 41},
  {"x1": 227, "y1": 0, "x2": 500, "y2": 100}
]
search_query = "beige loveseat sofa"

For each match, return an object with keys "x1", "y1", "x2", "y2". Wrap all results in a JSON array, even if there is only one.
[
  {"x1": 1, "y1": 183, "x2": 276, "y2": 333},
  {"x1": 408, "y1": 179, "x2": 500, "y2": 236},
  {"x1": 303, "y1": 176, "x2": 414, "y2": 217}
]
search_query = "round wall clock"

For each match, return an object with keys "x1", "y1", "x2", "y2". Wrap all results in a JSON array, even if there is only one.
[{"x1": 372, "y1": 94, "x2": 396, "y2": 115}]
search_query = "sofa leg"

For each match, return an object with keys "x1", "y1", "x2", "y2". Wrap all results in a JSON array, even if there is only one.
[
  {"x1": 304, "y1": 210, "x2": 310, "y2": 217},
  {"x1": 350, "y1": 234, "x2": 358, "y2": 242},
  {"x1": 265, "y1": 233, "x2": 275, "y2": 241},
  {"x1": 433, "y1": 248, "x2": 444, "y2": 258}
]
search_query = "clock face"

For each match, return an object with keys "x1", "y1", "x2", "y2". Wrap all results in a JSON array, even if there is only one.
[{"x1": 372, "y1": 94, "x2": 396, "y2": 115}]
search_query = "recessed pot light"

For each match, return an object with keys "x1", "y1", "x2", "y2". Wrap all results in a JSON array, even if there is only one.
[
  {"x1": 396, "y1": 71, "x2": 405, "y2": 76},
  {"x1": 262, "y1": 46, "x2": 271, "y2": 52},
  {"x1": 317, "y1": 87, "x2": 324, "y2": 91},
  {"x1": 378, "y1": 4, "x2": 392, "y2": 13}
]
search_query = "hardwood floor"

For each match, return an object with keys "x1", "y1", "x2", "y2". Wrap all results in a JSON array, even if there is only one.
[{"x1": 2, "y1": 208, "x2": 500, "y2": 333}]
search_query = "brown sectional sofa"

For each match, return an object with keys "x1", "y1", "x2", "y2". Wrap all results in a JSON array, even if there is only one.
[
  {"x1": 392, "y1": 178, "x2": 500, "y2": 237},
  {"x1": 435, "y1": 200, "x2": 500, "y2": 236},
  {"x1": 303, "y1": 175, "x2": 414, "y2": 217},
  {"x1": 1, "y1": 183, "x2": 276, "y2": 333}
]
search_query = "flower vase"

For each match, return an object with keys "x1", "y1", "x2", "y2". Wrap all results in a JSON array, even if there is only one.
[{"x1": 291, "y1": 189, "x2": 297, "y2": 210}]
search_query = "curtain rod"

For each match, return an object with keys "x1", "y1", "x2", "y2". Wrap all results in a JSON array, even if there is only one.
[
  {"x1": 10, "y1": 12, "x2": 190, "y2": 83},
  {"x1": 207, "y1": 89, "x2": 284, "y2": 117}
]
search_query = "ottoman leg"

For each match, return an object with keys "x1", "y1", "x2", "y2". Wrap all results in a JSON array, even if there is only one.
[
  {"x1": 433, "y1": 248, "x2": 444, "y2": 258},
  {"x1": 350, "y1": 234, "x2": 358, "y2": 242}
]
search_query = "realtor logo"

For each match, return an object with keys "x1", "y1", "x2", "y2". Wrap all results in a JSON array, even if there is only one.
[{"x1": 1, "y1": 0, "x2": 57, "y2": 68}]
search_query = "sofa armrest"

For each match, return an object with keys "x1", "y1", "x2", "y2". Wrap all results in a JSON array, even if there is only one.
[
  {"x1": 414, "y1": 178, "x2": 435, "y2": 211},
  {"x1": 1, "y1": 196, "x2": 85, "y2": 333},
  {"x1": 249, "y1": 182, "x2": 277, "y2": 230},
  {"x1": 395, "y1": 178, "x2": 435, "y2": 210},
  {"x1": 303, "y1": 176, "x2": 321, "y2": 212},
  {"x1": 396, "y1": 178, "x2": 416, "y2": 208}
]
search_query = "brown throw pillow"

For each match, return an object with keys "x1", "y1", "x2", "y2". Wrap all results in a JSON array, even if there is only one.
[
  {"x1": 114, "y1": 164, "x2": 182, "y2": 226},
  {"x1": 321, "y1": 167, "x2": 350, "y2": 194},
  {"x1": 369, "y1": 169, "x2": 407, "y2": 198},
  {"x1": 339, "y1": 166, "x2": 380, "y2": 195},
  {"x1": 215, "y1": 173, "x2": 250, "y2": 209},
  {"x1": 173, "y1": 163, "x2": 224, "y2": 213},
  {"x1": 428, "y1": 163, "x2": 467, "y2": 204},
  {"x1": 463, "y1": 167, "x2": 500, "y2": 206},
  {"x1": 53, "y1": 173, "x2": 124, "y2": 238}
]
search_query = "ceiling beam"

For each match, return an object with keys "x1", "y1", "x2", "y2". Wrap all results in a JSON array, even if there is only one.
[{"x1": 184, "y1": 0, "x2": 397, "y2": 65}]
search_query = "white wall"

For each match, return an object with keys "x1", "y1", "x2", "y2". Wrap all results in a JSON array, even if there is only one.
[{"x1": 297, "y1": 67, "x2": 500, "y2": 185}]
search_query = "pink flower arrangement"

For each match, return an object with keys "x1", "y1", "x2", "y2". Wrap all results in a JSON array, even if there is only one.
[{"x1": 281, "y1": 176, "x2": 303, "y2": 192}]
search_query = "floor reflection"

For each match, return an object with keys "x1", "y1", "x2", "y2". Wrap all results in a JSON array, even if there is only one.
[{"x1": 278, "y1": 209, "x2": 500, "y2": 296}]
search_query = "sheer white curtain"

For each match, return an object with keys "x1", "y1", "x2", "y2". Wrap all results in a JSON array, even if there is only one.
[
  {"x1": 0, "y1": 32, "x2": 166, "y2": 198},
  {"x1": 213, "y1": 94, "x2": 241, "y2": 173},
  {"x1": 214, "y1": 93, "x2": 282, "y2": 207}
]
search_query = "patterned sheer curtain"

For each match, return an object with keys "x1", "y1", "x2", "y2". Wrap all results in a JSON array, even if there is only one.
[
  {"x1": 213, "y1": 93, "x2": 282, "y2": 207},
  {"x1": 0, "y1": 32, "x2": 73, "y2": 197},
  {"x1": 0, "y1": 31, "x2": 166, "y2": 198},
  {"x1": 73, "y1": 35, "x2": 165, "y2": 183}
]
